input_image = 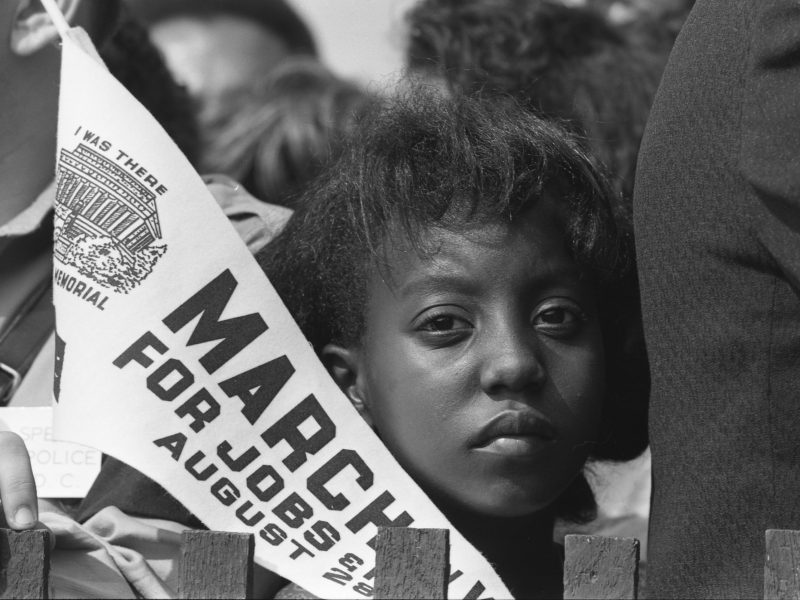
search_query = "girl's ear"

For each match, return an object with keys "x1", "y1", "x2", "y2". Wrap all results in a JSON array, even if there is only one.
[
  {"x1": 11, "y1": 0, "x2": 82, "y2": 56},
  {"x1": 322, "y1": 343, "x2": 374, "y2": 428}
]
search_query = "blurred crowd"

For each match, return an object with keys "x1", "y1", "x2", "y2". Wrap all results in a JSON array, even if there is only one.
[{"x1": 120, "y1": 0, "x2": 690, "y2": 211}]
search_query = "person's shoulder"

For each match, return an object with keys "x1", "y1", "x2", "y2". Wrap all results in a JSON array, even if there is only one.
[{"x1": 204, "y1": 174, "x2": 293, "y2": 254}]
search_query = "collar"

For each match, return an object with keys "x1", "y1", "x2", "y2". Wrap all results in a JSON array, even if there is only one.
[{"x1": 0, "y1": 182, "x2": 55, "y2": 240}]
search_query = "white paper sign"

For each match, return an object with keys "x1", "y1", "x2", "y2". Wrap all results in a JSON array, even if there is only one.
[
  {"x1": 48, "y1": 27, "x2": 511, "y2": 600},
  {"x1": 0, "y1": 408, "x2": 101, "y2": 498}
]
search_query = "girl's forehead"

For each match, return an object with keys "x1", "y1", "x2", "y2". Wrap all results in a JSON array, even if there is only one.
[
  {"x1": 384, "y1": 200, "x2": 565, "y2": 258},
  {"x1": 374, "y1": 207, "x2": 576, "y2": 293}
]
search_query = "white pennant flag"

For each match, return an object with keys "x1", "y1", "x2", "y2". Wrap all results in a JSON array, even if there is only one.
[{"x1": 43, "y1": 3, "x2": 511, "y2": 599}]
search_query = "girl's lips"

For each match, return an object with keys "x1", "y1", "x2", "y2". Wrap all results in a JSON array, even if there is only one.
[
  {"x1": 475, "y1": 434, "x2": 557, "y2": 458},
  {"x1": 472, "y1": 410, "x2": 559, "y2": 458}
]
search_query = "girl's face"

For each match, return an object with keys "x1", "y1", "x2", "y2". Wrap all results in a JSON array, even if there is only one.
[{"x1": 328, "y1": 202, "x2": 605, "y2": 518}]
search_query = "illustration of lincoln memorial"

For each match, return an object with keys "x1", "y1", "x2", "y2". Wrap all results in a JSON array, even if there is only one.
[{"x1": 55, "y1": 143, "x2": 163, "y2": 264}]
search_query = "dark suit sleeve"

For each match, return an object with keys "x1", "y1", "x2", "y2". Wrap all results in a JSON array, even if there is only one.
[{"x1": 741, "y1": 1, "x2": 800, "y2": 289}]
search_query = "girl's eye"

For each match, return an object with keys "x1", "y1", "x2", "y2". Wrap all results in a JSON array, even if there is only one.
[
  {"x1": 415, "y1": 310, "x2": 473, "y2": 345},
  {"x1": 539, "y1": 308, "x2": 570, "y2": 324},
  {"x1": 419, "y1": 314, "x2": 471, "y2": 332},
  {"x1": 533, "y1": 303, "x2": 585, "y2": 337},
  {"x1": 425, "y1": 315, "x2": 456, "y2": 331}
]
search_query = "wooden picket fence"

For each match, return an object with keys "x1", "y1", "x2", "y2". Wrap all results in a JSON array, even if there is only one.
[{"x1": 0, "y1": 526, "x2": 798, "y2": 599}]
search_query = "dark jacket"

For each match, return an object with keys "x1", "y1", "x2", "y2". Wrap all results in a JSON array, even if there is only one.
[{"x1": 634, "y1": 0, "x2": 800, "y2": 597}]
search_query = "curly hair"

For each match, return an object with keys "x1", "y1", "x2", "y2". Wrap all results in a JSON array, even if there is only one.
[
  {"x1": 405, "y1": 0, "x2": 667, "y2": 206},
  {"x1": 257, "y1": 88, "x2": 649, "y2": 521}
]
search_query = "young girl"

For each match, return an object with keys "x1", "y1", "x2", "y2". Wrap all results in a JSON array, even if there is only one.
[{"x1": 257, "y1": 88, "x2": 649, "y2": 598}]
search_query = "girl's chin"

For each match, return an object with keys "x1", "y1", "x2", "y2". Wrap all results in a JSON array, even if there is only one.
[
  {"x1": 434, "y1": 489, "x2": 558, "y2": 521},
  {"x1": 413, "y1": 469, "x2": 566, "y2": 521}
]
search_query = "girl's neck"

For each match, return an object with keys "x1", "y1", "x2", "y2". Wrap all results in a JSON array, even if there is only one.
[{"x1": 441, "y1": 502, "x2": 563, "y2": 599}]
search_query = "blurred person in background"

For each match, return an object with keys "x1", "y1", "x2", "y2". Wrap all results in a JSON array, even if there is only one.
[
  {"x1": 128, "y1": 0, "x2": 318, "y2": 171},
  {"x1": 0, "y1": 2, "x2": 290, "y2": 595},
  {"x1": 635, "y1": 0, "x2": 800, "y2": 596},
  {"x1": 602, "y1": 0, "x2": 696, "y2": 60},
  {"x1": 2, "y1": 0, "x2": 200, "y2": 417},
  {"x1": 0, "y1": 0, "x2": 129, "y2": 536},
  {"x1": 202, "y1": 57, "x2": 377, "y2": 209},
  {"x1": 101, "y1": 3, "x2": 201, "y2": 165},
  {"x1": 405, "y1": 0, "x2": 668, "y2": 208}
]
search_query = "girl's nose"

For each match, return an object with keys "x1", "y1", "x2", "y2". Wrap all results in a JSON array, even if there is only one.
[{"x1": 479, "y1": 329, "x2": 547, "y2": 395}]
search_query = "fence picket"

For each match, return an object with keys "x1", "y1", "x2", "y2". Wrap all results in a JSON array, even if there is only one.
[
  {"x1": 0, "y1": 529, "x2": 50, "y2": 599},
  {"x1": 32, "y1": 525, "x2": 800, "y2": 600},
  {"x1": 563, "y1": 534, "x2": 639, "y2": 600},
  {"x1": 178, "y1": 530, "x2": 253, "y2": 599},
  {"x1": 374, "y1": 526, "x2": 449, "y2": 599},
  {"x1": 764, "y1": 529, "x2": 800, "y2": 600}
]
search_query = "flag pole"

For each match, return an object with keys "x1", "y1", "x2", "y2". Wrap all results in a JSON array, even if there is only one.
[{"x1": 39, "y1": 0, "x2": 70, "y2": 40}]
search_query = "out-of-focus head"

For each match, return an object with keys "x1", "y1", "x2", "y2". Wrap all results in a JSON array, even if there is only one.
[
  {"x1": 202, "y1": 57, "x2": 376, "y2": 207},
  {"x1": 604, "y1": 0, "x2": 695, "y2": 25},
  {"x1": 405, "y1": 0, "x2": 667, "y2": 205},
  {"x1": 608, "y1": 0, "x2": 696, "y2": 58},
  {"x1": 129, "y1": 0, "x2": 317, "y2": 125},
  {"x1": 100, "y1": 4, "x2": 200, "y2": 164}
]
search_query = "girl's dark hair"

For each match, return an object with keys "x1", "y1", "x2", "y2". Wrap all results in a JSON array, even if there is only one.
[{"x1": 257, "y1": 88, "x2": 648, "y2": 521}]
